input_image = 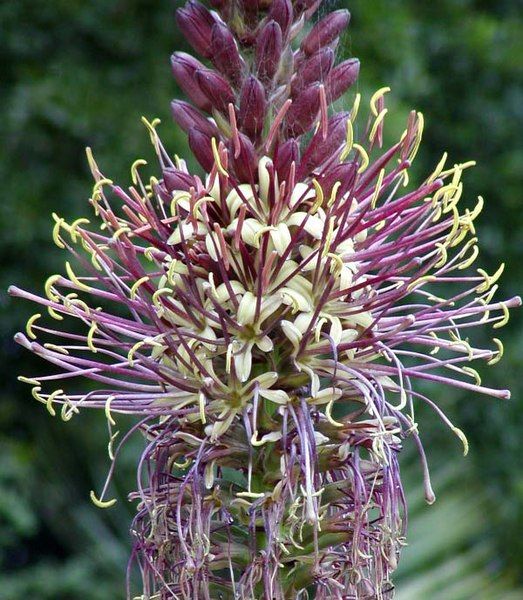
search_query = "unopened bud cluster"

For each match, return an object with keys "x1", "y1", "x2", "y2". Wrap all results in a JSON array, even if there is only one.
[{"x1": 170, "y1": 0, "x2": 359, "y2": 183}]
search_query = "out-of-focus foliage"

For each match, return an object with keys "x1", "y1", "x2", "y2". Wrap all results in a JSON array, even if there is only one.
[{"x1": 0, "y1": 0, "x2": 521, "y2": 597}]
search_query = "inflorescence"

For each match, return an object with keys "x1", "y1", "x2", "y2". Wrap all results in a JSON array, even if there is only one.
[{"x1": 10, "y1": 1, "x2": 520, "y2": 598}]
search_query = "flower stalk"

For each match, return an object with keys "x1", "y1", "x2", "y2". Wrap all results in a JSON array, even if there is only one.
[{"x1": 11, "y1": 1, "x2": 520, "y2": 598}]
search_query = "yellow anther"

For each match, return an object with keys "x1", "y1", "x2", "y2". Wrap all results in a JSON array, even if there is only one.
[
  {"x1": 434, "y1": 243, "x2": 448, "y2": 269},
  {"x1": 89, "y1": 490, "x2": 117, "y2": 509},
  {"x1": 350, "y1": 93, "x2": 361, "y2": 121},
  {"x1": 45, "y1": 274, "x2": 62, "y2": 301},
  {"x1": 311, "y1": 179, "x2": 324, "y2": 211},
  {"x1": 211, "y1": 137, "x2": 228, "y2": 177},
  {"x1": 429, "y1": 331, "x2": 440, "y2": 355},
  {"x1": 47, "y1": 306, "x2": 64, "y2": 321},
  {"x1": 236, "y1": 491, "x2": 266, "y2": 499},
  {"x1": 141, "y1": 116, "x2": 162, "y2": 150},
  {"x1": 407, "y1": 275, "x2": 436, "y2": 293},
  {"x1": 26, "y1": 313, "x2": 42, "y2": 340},
  {"x1": 127, "y1": 340, "x2": 145, "y2": 366},
  {"x1": 476, "y1": 263, "x2": 505, "y2": 293},
  {"x1": 353, "y1": 143, "x2": 370, "y2": 174},
  {"x1": 112, "y1": 225, "x2": 131, "y2": 240},
  {"x1": 375, "y1": 219, "x2": 386, "y2": 231},
  {"x1": 87, "y1": 321, "x2": 98, "y2": 353},
  {"x1": 52, "y1": 215, "x2": 66, "y2": 249},
  {"x1": 152, "y1": 287, "x2": 173, "y2": 307},
  {"x1": 409, "y1": 112, "x2": 424, "y2": 162},
  {"x1": 457, "y1": 244, "x2": 479, "y2": 270},
  {"x1": 199, "y1": 392, "x2": 207, "y2": 425},
  {"x1": 370, "y1": 169, "x2": 385, "y2": 209},
  {"x1": 340, "y1": 119, "x2": 354, "y2": 162},
  {"x1": 488, "y1": 338, "x2": 504, "y2": 365},
  {"x1": 322, "y1": 217, "x2": 335, "y2": 257},
  {"x1": 167, "y1": 260, "x2": 179, "y2": 286},
  {"x1": 445, "y1": 205, "x2": 461, "y2": 246},
  {"x1": 90, "y1": 249, "x2": 103, "y2": 271},
  {"x1": 85, "y1": 147, "x2": 99, "y2": 177},
  {"x1": 325, "y1": 400, "x2": 344, "y2": 427},
  {"x1": 44, "y1": 343, "x2": 69, "y2": 355},
  {"x1": 427, "y1": 152, "x2": 448, "y2": 183},
  {"x1": 61, "y1": 400, "x2": 78, "y2": 422},
  {"x1": 69, "y1": 218, "x2": 90, "y2": 242},
  {"x1": 469, "y1": 195, "x2": 484, "y2": 221},
  {"x1": 370, "y1": 87, "x2": 391, "y2": 117},
  {"x1": 46, "y1": 389, "x2": 64, "y2": 417},
  {"x1": 31, "y1": 386, "x2": 45, "y2": 404},
  {"x1": 493, "y1": 302, "x2": 510, "y2": 329},
  {"x1": 92, "y1": 178, "x2": 113, "y2": 195},
  {"x1": 451, "y1": 426, "x2": 469, "y2": 456},
  {"x1": 462, "y1": 366, "x2": 481, "y2": 386},
  {"x1": 131, "y1": 159, "x2": 148, "y2": 185},
  {"x1": 108, "y1": 430, "x2": 119, "y2": 461},
  {"x1": 327, "y1": 253, "x2": 344, "y2": 277},
  {"x1": 193, "y1": 196, "x2": 211, "y2": 219},
  {"x1": 144, "y1": 247, "x2": 157, "y2": 261},
  {"x1": 327, "y1": 181, "x2": 342, "y2": 207},
  {"x1": 68, "y1": 297, "x2": 91, "y2": 316},
  {"x1": 369, "y1": 108, "x2": 388, "y2": 144},
  {"x1": 440, "y1": 160, "x2": 476, "y2": 178},
  {"x1": 66, "y1": 261, "x2": 92, "y2": 292},
  {"x1": 130, "y1": 276, "x2": 150, "y2": 300},
  {"x1": 105, "y1": 395, "x2": 116, "y2": 426},
  {"x1": 18, "y1": 376, "x2": 40, "y2": 386}
]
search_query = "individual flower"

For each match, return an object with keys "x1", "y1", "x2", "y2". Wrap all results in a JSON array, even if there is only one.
[{"x1": 10, "y1": 1, "x2": 519, "y2": 598}]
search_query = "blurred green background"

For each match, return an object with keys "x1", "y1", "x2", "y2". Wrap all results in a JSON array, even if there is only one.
[{"x1": 0, "y1": 0, "x2": 521, "y2": 598}]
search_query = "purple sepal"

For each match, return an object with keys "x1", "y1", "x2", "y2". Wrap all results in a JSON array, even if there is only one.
[
  {"x1": 319, "y1": 161, "x2": 358, "y2": 199},
  {"x1": 211, "y1": 22, "x2": 244, "y2": 87},
  {"x1": 188, "y1": 127, "x2": 215, "y2": 172},
  {"x1": 170, "y1": 52, "x2": 212, "y2": 112},
  {"x1": 238, "y1": 76, "x2": 266, "y2": 140},
  {"x1": 162, "y1": 168, "x2": 197, "y2": 193},
  {"x1": 326, "y1": 58, "x2": 360, "y2": 103},
  {"x1": 284, "y1": 83, "x2": 321, "y2": 137},
  {"x1": 175, "y1": 0, "x2": 216, "y2": 59},
  {"x1": 230, "y1": 133, "x2": 257, "y2": 182},
  {"x1": 291, "y1": 47, "x2": 335, "y2": 96},
  {"x1": 300, "y1": 111, "x2": 350, "y2": 175},
  {"x1": 170, "y1": 100, "x2": 218, "y2": 138},
  {"x1": 300, "y1": 9, "x2": 350, "y2": 56},
  {"x1": 194, "y1": 68, "x2": 235, "y2": 115},
  {"x1": 274, "y1": 138, "x2": 300, "y2": 183},
  {"x1": 269, "y1": 0, "x2": 293, "y2": 40},
  {"x1": 255, "y1": 20, "x2": 283, "y2": 85}
]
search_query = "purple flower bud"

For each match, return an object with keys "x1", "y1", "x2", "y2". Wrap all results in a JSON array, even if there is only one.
[
  {"x1": 326, "y1": 58, "x2": 360, "y2": 103},
  {"x1": 255, "y1": 20, "x2": 283, "y2": 85},
  {"x1": 170, "y1": 100, "x2": 218, "y2": 140},
  {"x1": 274, "y1": 138, "x2": 300, "y2": 182},
  {"x1": 175, "y1": 0, "x2": 216, "y2": 59},
  {"x1": 230, "y1": 133, "x2": 257, "y2": 182},
  {"x1": 170, "y1": 52, "x2": 212, "y2": 112},
  {"x1": 162, "y1": 168, "x2": 197, "y2": 193},
  {"x1": 300, "y1": 9, "x2": 350, "y2": 56},
  {"x1": 284, "y1": 83, "x2": 321, "y2": 137},
  {"x1": 211, "y1": 22, "x2": 244, "y2": 87},
  {"x1": 188, "y1": 127, "x2": 215, "y2": 172},
  {"x1": 319, "y1": 161, "x2": 357, "y2": 199},
  {"x1": 269, "y1": 0, "x2": 293, "y2": 40},
  {"x1": 300, "y1": 111, "x2": 350, "y2": 175},
  {"x1": 194, "y1": 68, "x2": 235, "y2": 115},
  {"x1": 238, "y1": 76, "x2": 266, "y2": 140},
  {"x1": 291, "y1": 47, "x2": 335, "y2": 96}
]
